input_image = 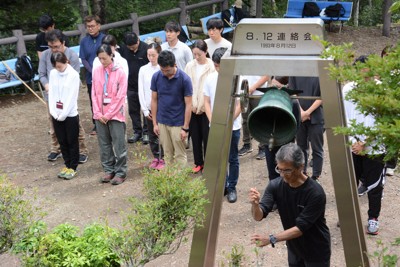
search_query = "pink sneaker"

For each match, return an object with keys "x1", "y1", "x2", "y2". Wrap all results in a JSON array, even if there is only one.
[
  {"x1": 155, "y1": 159, "x2": 165, "y2": 170},
  {"x1": 149, "y1": 158, "x2": 159, "y2": 169}
]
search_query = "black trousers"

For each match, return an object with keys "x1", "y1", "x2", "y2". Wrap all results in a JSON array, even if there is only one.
[
  {"x1": 296, "y1": 121, "x2": 324, "y2": 177},
  {"x1": 127, "y1": 90, "x2": 147, "y2": 136},
  {"x1": 352, "y1": 153, "x2": 385, "y2": 219},
  {"x1": 53, "y1": 116, "x2": 80, "y2": 170},
  {"x1": 146, "y1": 117, "x2": 163, "y2": 159},
  {"x1": 189, "y1": 112, "x2": 209, "y2": 166}
]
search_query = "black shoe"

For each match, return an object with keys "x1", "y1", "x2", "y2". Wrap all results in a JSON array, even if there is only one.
[
  {"x1": 256, "y1": 149, "x2": 266, "y2": 160},
  {"x1": 48, "y1": 152, "x2": 62, "y2": 161},
  {"x1": 358, "y1": 183, "x2": 368, "y2": 196},
  {"x1": 128, "y1": 133, "x2": 142, "y2": 143},
  {"x1": 238, "y1": 144, "x2": 253, "y2": 156},
  {"x1": 227, "y1": 189, "x2": 237, "y2": 203},
  {"x1": 78, "y1": 154, "x2": 88, "y2": 164},
  {"x1": 142, "y1": 134, "x2": 149, "y2": 145}
]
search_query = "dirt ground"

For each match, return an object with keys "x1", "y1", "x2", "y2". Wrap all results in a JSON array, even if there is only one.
[{"x1": 1, "y1": 26, "x2": 400, "y2": 266}]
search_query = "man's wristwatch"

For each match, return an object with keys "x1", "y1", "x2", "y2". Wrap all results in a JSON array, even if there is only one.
[
  {"x1": 181, "y1": 127, "x2": 189, "y2": 133},
  {"x1": 269, "y1": 234, "x2": 277, "y2": 248}
]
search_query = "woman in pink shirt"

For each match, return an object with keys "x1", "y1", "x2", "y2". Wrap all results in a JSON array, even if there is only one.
[{"x1": 92, "y1": 44, "x2": 128, "y2": 185}]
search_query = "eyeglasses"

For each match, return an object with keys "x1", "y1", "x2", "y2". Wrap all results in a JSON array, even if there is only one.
[
  {"x1": 86, "y1": 24, "x2": 98, "y2": 29},
  {"x1": 275, "y1": 166, "x2": 294, "y2": 175}
]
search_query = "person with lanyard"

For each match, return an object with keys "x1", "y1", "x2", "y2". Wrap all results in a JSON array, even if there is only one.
[
  {"x1": 79, "y1": 14, "x2": 106, "y2": 135},
  {"x1": 48, "y1": 52, "x2": 80, "y2": 180},
  {"x1": 92, "y1": 44, "x2": 128, "y2": 185}
]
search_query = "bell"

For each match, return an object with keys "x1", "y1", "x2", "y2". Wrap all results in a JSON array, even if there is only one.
[{"x1": 247, "y1": 88, "x2": 297, "y2": 150}]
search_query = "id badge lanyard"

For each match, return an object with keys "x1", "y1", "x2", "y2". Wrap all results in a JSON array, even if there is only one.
[{"x1": 103, "y1": 70, "x2": 109, "y2": 97}]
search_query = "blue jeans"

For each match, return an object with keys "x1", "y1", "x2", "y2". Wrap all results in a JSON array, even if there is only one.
[{"x1": 225, "y1": 129, "x2": 240, "y2": 191}]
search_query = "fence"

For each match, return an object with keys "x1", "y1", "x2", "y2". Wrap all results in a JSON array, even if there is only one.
[{"x1": 0, "y1": 0, "x2": 232, "y2": 57}]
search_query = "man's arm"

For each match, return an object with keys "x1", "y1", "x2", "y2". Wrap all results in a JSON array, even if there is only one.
[
  {"x1": 251, "y1": 226, "x2": 303, "y2": 247},
  {"x1": 249, "y1": 75, "x2": 270, "y2": 94},
  {"x1": 38, "y1": 52, "x2": 49, "y2": 91},
  {"x1": 204, "y1": 95, "x2": 212, "y2": 122},
  {"x1": 249, "y1": 187, "x2": 264, "y2": 221},
  {"x1": 181, "y1": 95, "x2": 192, "y2": 141},
  {"x1": 302, "y1": 99, "x2": 322, "y2": 121}
]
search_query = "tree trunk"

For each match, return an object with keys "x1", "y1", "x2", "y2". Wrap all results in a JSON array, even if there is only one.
[
  {"x1": 79, "y1": 0, "x2": 89, "y2": 21},
  {"x1": 382, "y1": 0, "x2": 392, "y2": 37},
  {"x1": 353, "y1": 0, "x2": 360, "y2": 27}
]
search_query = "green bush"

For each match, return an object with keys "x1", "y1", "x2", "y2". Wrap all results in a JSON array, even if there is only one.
[
  {"x1": 0, "y1": 174, "x2": 41, "y2": 254},
  {"x1": 13, "y1": 222, "x2": 120, "y2": 267},
  {"x1": 112, "y1": 166, "x2": 208, "y2": 267}
]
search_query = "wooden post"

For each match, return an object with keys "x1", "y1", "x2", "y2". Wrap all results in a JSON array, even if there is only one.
[
  {"x1": 179, "y1": 0, "x2": 188, "y2": 26},
  {"x1": 12, "y1": 30, "x2": 26, "y2": 56},
  {"x1": 130, "y1": 13, "x2": 140, "y2": 35},
  {"x1": 77, "y1": 24, "x2": 86, "y2": 42},
  {"x1": 256, "y1": 0, "x2": 263, "y2": 18}
]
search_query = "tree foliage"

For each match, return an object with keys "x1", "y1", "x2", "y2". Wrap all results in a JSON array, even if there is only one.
[{"x1": 320, "y1": 40, "x2": 400, "y2": 161}]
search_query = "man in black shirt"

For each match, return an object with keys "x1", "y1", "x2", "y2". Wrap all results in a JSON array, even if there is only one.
[
  {"x1": 249, "y1": 143, "x2": 331, "y2": 266},
  {"x1": 119, "y1": 32, "x2": 149, "y2": 144}
]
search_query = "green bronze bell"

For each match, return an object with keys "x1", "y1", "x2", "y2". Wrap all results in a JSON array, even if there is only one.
[{"x1": 247, "y1": 87, "x2": 297, "y2": 150}]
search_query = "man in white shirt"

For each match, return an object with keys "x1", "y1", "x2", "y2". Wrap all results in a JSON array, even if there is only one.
[
  {"x1": 204, "y1": 18, "x2": 232, "y2": 57},
  {"x1": 161, "y1": 21, "x2": 192, "y2": 70},
  {"x1": 204, "y1": 47, "x2": 241, "y2": 203}
]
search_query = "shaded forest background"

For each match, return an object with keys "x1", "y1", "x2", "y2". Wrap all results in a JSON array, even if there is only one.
[{"x1": 0, "y1": 0, "x2": 397, "y2": 68}]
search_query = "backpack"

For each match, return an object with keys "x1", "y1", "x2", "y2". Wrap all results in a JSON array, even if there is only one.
[
  {"x1": 15, "y1": 55, "x2": 35, "y2": 81},
  {"x1": 221, "y1": 8, "x2": 233, "y2": 28},
  {"x1": 325, "y1": 3, "x2": 345, "y2": 19},
  {"x1": 222, "y1": 6, "x2": 246, "y2": 28},
  {"x1": 302, "y1": 2, "x2": 320, "y2": 17},
  {"x1": 178, "y1": 25, "x2": 190, "y2": 44}
]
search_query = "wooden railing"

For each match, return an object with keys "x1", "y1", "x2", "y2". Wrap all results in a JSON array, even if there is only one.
[{"x1": 0, "y1": 0, "x2": 229, "y2": 57}]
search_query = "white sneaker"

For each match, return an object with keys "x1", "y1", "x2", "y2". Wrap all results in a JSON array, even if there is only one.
[
  {"x1": 386, "y1": 168, "x2": 395, "y2": 176},
  {"x1": 367, "y1": 218, "x2": 379, "y2": 235}
]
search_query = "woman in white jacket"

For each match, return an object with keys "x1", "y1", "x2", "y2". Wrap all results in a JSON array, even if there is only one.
[
  {"x1": 184, "y1": 39, "x2": 215, "y2": 173},
  {"x1": 48, "y1": 51, "x2": 80, "y2": 180},
  {"x1": 138, "y1": 38, "x2": 164, "y2": 170}
]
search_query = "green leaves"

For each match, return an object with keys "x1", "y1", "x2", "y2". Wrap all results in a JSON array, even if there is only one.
[
  {"x1": 112, "y1": 166, "x2": 208, "y2": 266},
  {"x1": 323, "y1": 42, "x2": 400, "y2": 161}
]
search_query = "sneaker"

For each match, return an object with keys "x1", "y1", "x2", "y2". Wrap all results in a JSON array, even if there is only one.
[
  {"x1": 227, "y1": 189, "x2": 237, "y2": 203},
  {"x1": 238, "y1": 144, "x2": 253, "y2": 156},
  {"x1": 128, "y1": 133, "x2": 142, "y2": 143},
  {"x1": 155, "y1": 159, "x2": 165, "y2": 171},
  {"x1": 57, "y1": 167, "x2": 69, "y2": 179},
  {"x1": 48, "y1": 152, "x2": 62, "y2": 161},
  {"x1": 78, "y1": 154, "x2": 88, "y2": 164},
  {"x1": 192, "y1": 165, "x2": 203, "y2": 174},
  {"x1": 142, "y1": 134, "x2": 150, "y2": 145},
  {"x1": 367, "y1": 218, "x2": 379, "y2": 235},
  {"x1": 64, "y1": 169, "x2": 77, "y2": 180},
  {"x1": 111, "y1": 176, "x2": 126, "y2": 185},
  {"x1": 149, "y1": 158, "x2": 159, "y2": 169},
  {"x1": 358, "y1": 183, "x2": 368, "y2": 196},
  {"x1": 386, "y1": 168, "x2": 395, "y2": 176},
  {"x1": 256, "y1": 149, "x2": 266, "y2": 160}
]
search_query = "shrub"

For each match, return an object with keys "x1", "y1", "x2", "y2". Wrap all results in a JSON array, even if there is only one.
[
  {"x1": 112, "y1": 166, "x2": 208, "y2": 267},
  {"x1": 0, "y1": 174, "x2": 41, "y2": 254},
  {"x1": 13, "y1": 222, "x2": 121, "y2": 266}
]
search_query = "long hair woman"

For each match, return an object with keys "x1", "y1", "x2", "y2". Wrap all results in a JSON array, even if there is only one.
[{"x1": 184, "y1": 39, "x2": 215, "y2": 173}]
